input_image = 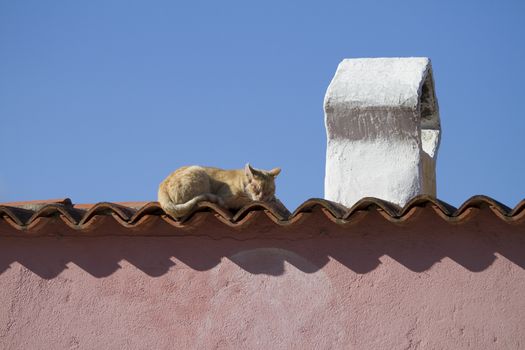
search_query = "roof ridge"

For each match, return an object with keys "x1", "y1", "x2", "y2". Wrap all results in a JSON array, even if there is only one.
[{"x1": 1, "y1": 196, "x2": 524, "y2": 233}]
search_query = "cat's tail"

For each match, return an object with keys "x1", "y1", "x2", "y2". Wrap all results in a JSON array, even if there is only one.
[{"x1": 158, "y1": 188, "x2": 220, "y2": 219}]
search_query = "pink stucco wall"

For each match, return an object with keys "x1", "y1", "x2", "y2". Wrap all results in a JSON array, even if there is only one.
[{"x1": 1, "y1": 210, "x2": 524, "y2": 349}]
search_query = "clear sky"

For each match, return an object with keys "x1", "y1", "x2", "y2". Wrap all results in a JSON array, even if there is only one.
[{"x1": 1, "y1": 0, "x2": 524, "y2": 210}]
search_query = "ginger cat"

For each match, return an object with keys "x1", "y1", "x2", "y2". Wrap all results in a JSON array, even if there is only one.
[{"x1": 158, "y1": 164, "x2": 282, "y2": 218}]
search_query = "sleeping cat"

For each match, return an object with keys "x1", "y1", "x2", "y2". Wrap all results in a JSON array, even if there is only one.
[{"x1": 158, "y1": 163, "x2": 283, "y2": 218}]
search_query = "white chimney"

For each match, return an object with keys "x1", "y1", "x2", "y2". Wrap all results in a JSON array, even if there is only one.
[{"x1": 324, "y1": 57, "x2": 441, "y2": 207}]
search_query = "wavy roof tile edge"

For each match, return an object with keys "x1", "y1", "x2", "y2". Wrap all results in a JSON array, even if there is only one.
[{"x1": 0, "y1": 195, "x2": 524, "y2": 233}]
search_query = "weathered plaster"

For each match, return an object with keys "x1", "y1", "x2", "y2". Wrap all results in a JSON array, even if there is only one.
[
  {"x1": 0, "y1": 210, "x2": 524, "y2": 349},
  {"x1": 324, "y1": 57, "x2": 441, "y2": 207}
]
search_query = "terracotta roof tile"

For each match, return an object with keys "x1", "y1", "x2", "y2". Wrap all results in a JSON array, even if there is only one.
[{"x1": 0, "y1": 196, "x2": 523, "y2": 236}]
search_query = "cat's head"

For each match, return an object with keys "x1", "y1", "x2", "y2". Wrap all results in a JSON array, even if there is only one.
[{"x1": 244, "y1": 163, "x2": 281, "y2": 202}]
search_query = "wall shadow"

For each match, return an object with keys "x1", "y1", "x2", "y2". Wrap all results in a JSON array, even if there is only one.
[{"x1": 0, "y1": 209, "x2": 523, "y2": 279}]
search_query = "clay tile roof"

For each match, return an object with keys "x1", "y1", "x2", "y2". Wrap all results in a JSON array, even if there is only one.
[{"x1": 0, "y1": 196, "x2": 523, "y2": 237}]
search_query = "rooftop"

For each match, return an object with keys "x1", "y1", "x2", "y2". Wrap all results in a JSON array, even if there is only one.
[{"x1": 1, "y1": 196, "x2": 523, "y2": 237}]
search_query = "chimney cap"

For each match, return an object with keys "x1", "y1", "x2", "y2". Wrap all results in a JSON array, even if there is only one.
[{"x1": 324, "y1": 57, "x2": 440, "y2": 130}]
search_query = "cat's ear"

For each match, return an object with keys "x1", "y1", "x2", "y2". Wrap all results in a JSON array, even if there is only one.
[
  {"x1": 268, "y1": 167, "x2": 281, "y2": 177},
  {"x1": 245, "y1": 163, "x2": 255, "y2": 180}
]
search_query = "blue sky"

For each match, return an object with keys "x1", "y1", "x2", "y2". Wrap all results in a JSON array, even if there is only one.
[{"x1": 1, "y1": 0, "x2": 524, "y2": 210}]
